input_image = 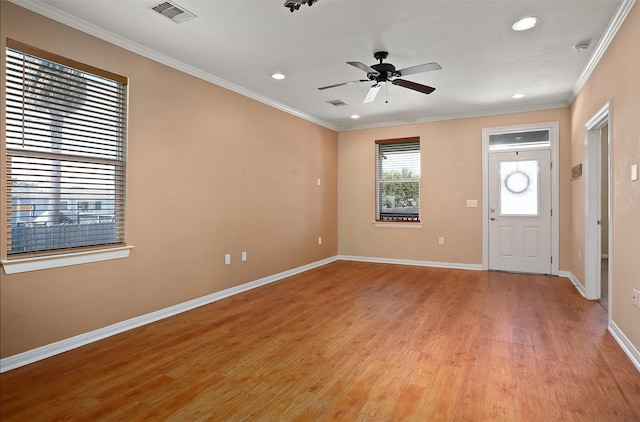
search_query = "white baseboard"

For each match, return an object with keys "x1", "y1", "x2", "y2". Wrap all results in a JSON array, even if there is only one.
[
  {"x1": 0, "y1": 255, "x2": 338, "y2": 373},
  {"x1": 609, "y1": 320, "x2": 640, "y2": 372},
  {"x1": 560, "y1": 272, "x2": 639, "y2": 373},
  {"x1": 4, "y1": 258, "x2": 636, "y2": 376},
  {"x1": 0, "y1": 255, "x2": 479, "y2": 371},
  {"x1": 560, "y1": 270, "x2": 588, "y2": 298},
  {"x1": 337, "y1": 255, "x2": 483, "y2": 271}
]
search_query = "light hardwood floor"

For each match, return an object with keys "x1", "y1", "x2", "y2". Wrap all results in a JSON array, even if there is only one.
[{"x1": 2, "y1": 261, "x2": 639, "y2": 421}]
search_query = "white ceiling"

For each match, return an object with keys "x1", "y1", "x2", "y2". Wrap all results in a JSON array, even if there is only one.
[{"x1": 16, "y1": 0, "x2": 628, "y2": 131}]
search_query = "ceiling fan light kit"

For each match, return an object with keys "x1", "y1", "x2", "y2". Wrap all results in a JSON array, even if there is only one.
[{"x1": 318, "y1": 51, "x2": 441, "y2": 104}]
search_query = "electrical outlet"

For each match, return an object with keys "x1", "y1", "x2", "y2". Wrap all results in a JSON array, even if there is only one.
[
  {"x1": 438, "y1": 237, "x2": 445, "y2": 246},
  {"x1": 241, "y1": 251, "x2": 247, "y2": 262},
  {"x1": 224, "y1": 254, "x2": 231, "y2": 265}
]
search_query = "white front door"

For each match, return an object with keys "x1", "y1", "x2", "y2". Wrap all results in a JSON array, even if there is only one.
[{"x1": 488, "y1": 149, "x2": 551, "y2": 274}]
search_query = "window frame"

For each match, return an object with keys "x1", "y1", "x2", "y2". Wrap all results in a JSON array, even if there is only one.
[
  {"x1": 2, "y1": 40, "x2": 131, "y2": 273},
  {"x1": 374, "y1": 137, "x2": 422, "y2": 225}
]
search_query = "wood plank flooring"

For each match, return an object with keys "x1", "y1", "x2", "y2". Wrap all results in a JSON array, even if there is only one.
[{"x1": 2, "y1": 261, "x2": 639, "y2": 421}]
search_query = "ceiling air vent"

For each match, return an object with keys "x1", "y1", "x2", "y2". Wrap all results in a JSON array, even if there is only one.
[
  {"x1": 151, "y1": 1, "x2": 197, "y2": 24},
  {"x1": 327, "y1": 99, "x2": 347, "y2": 106}
]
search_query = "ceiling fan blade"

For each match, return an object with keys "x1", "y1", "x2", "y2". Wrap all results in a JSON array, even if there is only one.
[
  {"x1": 397, "y1": 62, "x2": 442, "y2": 77},
  {"x1": 363, "y1": 83, "x2": 382, "y2": 103},
  {"x1": 318, "y1": 80, "x2": 369, "y2": 90},
  {"x1": 392, "y1": 79, "x2": 436, "y2": 94},
  {"x1": 348, "y1": 61, "x2": 378, "y2": 74}
]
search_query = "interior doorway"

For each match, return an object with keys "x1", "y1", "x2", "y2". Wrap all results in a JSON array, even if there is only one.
[{"x1": 584, "y1": 103, "x2": 611, "y2": 313}]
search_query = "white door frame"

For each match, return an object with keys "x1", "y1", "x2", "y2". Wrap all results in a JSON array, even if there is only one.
[
  {"x1": 482, "y1": 122, "x2": 559, "y2": 275},
  {"x1": 584, "y1": 102, "x2": 612, "y2": 304}
]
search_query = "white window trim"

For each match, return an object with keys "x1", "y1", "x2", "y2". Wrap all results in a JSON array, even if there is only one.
[{"x1": 1, "y1": 245, "x2": 133, "y2": 275}]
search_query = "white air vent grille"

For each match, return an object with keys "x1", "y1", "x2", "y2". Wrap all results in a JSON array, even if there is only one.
[
  {"x1": 151, "y1": 1, "x2": 197, "y2": 24},
  {"x1": 327, "y1": 99, "x2": 347, "y2": 106}
]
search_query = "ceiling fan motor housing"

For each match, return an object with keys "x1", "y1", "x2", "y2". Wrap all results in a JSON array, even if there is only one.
[
  {"x1": 368, "y1": 52, "x2": 401, "y2": 82},
  {"x1": 369, "y1": 63, "x2": 399, "y2": 81}
]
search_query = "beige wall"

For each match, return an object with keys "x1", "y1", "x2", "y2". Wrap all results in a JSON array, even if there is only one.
[
  {"x1": 338, "y1": 109, "x2": 572, "y2": 267},
  {"x1": 0, "y1": 2, "x2": 338, "y2": 358},
  {"x1": 570, "y1": 3, "x2": 640, "y2": 350}
]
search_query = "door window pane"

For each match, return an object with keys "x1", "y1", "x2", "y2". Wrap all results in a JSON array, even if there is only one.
[{"x1": 500, "y1": 160, "x2": 538, "y2": 216}]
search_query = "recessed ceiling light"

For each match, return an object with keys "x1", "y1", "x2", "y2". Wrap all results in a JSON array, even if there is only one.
[
  {"x1": 512, "y1": 17, "x2": 539, "y2": 31},
  {"x1": 512, "y1": 93, "x2": 525, "y2": 99},
  {"x1": 350, "y1": 114, "x2": 360, "y2": 119},
  {"x1": 271, "y1": 73, "x2": 286, "y2": 80}
]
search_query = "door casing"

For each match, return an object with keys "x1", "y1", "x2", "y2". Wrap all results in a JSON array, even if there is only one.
[
  {"x1": 584, "y1": 102, "x2": 611, "y2": 305},
  {"x1": 482, "y1": 122, "x2": 559, "y2": 275}
]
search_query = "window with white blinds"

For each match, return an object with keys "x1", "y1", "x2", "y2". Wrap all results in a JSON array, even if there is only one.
[
  {"x1": 5, "y1": 40, "x2": 128, "y2": 257},
  {"x1": 375, "y1": 137, "x2": 421, "y2": 222}
]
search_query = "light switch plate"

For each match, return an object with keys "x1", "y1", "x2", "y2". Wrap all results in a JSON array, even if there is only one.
[
  {"x1": 466, "y1": 199, "x2": 478, "y2": 207},
  {"x1": 632, "y1": 164, "x2": 638, "y2": 181}
]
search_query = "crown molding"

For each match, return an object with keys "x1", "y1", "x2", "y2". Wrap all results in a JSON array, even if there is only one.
[
  {"x1": 8, "y1": 0, "x2": 339, "y2": 132},
  {"x1": 341, "y1": 100, "x2": 570, "y2": 132},
  {"x1": 569, "y1": 0, "x2": 636, "y2": 103}
]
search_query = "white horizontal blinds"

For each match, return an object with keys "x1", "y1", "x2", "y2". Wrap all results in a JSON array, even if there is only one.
[
  {"x1": 375, "y1": 137, "x2": 420, "y2": 222},
  {"x1": 5, "y1": 40, "x2": 127, "y2": 256}
]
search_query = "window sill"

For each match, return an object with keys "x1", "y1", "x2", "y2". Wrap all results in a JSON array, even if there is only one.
[
  {"x1": 1, "y1": 245, "x2": 134, "y2": 275},
  {"x1": 373, "y1": 221, "x2": 423, "y2": 229}
]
